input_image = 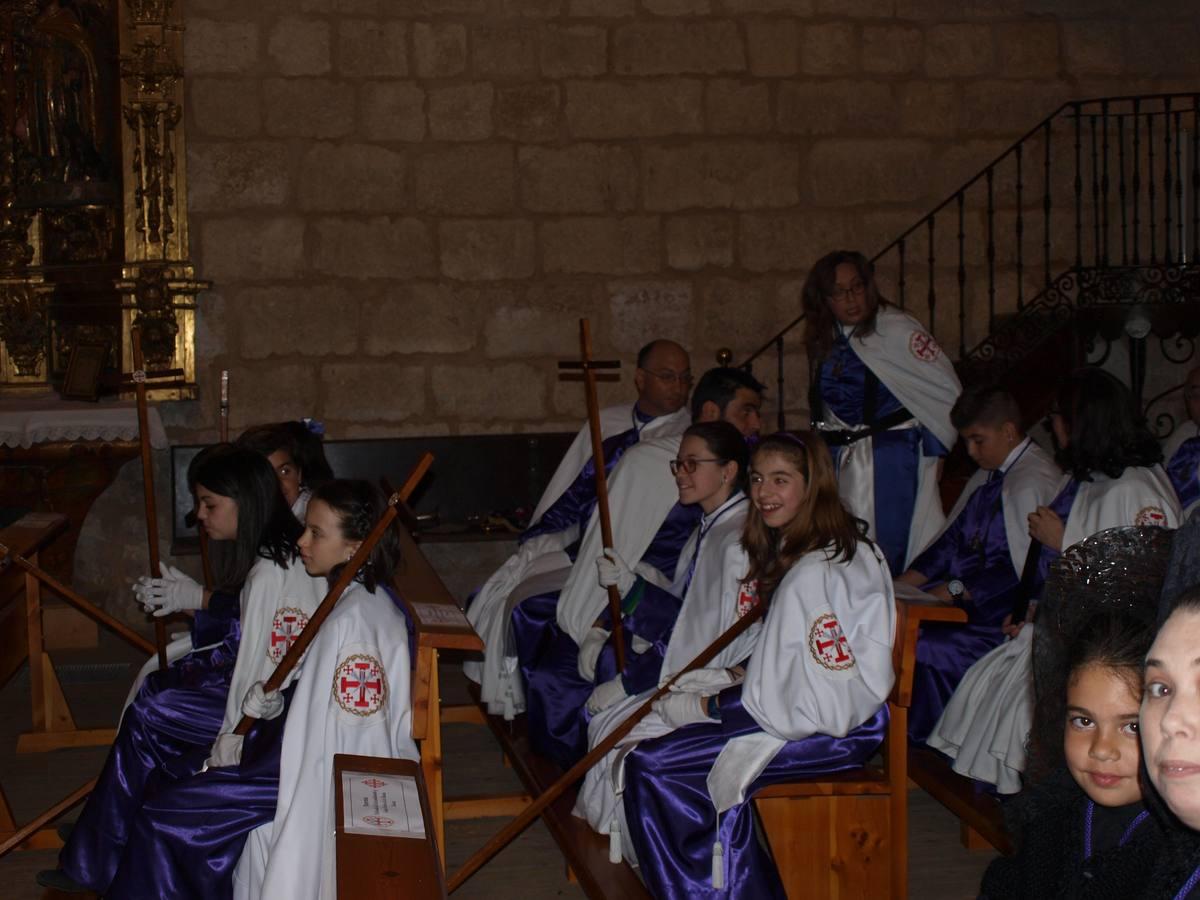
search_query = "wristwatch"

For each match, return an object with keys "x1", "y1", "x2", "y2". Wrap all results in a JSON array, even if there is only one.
[{"x1": 947, "y1": 579, "x2": 966, "y2": 603}]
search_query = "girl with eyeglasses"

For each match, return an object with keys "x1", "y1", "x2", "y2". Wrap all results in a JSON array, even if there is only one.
[
  {"x1": 802, "y1": 249, "x2": 962, "y2": 576},
  {"x1": 612, "y1": 432, "x2": 895, "y2": 897},
  {"x1": 574, "y1": 421, "x2": 757, "y2": 836}
]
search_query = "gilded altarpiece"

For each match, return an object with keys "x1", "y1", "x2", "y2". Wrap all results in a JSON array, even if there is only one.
[{"x1": 0, "y1": 0, "x2": 206, "y2": 397}]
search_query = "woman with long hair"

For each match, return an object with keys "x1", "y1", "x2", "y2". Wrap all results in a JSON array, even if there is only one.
[
  {"x1": 42, "y1": 446, "x2": 325, "y2": 896},
  {"x1": 803, "y1": 249, "x2": 961, "y2": 574},
  {"x1": 616, "y1": 432, "x2": 895, "y2": 897}
]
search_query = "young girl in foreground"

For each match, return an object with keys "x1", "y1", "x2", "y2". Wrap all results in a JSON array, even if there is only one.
[
  {"x1": 980, "y1": 608, "x2": 1162, "y2": 898},
  {"x1": 106, "y1": 480, "x2": 416, "y2": 899},
  {"x1": 1140, "y1": 587, "x2": 1200, "y2": 898},
  {"x1": 620, "y1": 432, "x2": 895, "y2": 897},
  {"x1": 45, "y1": 446, "x2": 324, "y2": 895}
]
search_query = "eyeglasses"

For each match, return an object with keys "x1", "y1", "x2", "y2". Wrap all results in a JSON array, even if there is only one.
[
  {"x1": 642, "y1": 368, "x2": 694, "y2": 387},
  {"x1": 829, "y1": 281, "x2": 866, "y2": 302},
  {"x1": 670, "y1": 457, "x2": 722, "y2": 475}
]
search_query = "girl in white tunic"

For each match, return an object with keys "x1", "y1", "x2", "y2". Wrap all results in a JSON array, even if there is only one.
[
  {"x1": 618, "y1": 432, "x2": 895, "y2": 898},
  {"x1": 929, "y1": 367, "x2": 1181, "y2": 792},
  {"x1": 574, "y1": 421, "x2": 757, "y2": 837}
]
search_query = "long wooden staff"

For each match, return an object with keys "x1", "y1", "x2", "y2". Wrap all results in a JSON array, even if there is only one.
[
  {"x1": 573, "y1": 319, "x2": 627, "y2": 671},
  {"x1": 231, "y1": 451, "x2": 433, "y2": 737},
  {"x1": 447, "y1": 600, "x2": 769, "y2": 892},
  {"x1": 131, "y1": 327, "x2": 168, "y2": 671}
]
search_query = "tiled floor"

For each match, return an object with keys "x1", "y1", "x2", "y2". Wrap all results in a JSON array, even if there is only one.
[{"x1": 0, "y1": 639, "x2": 996, "y2": 898}]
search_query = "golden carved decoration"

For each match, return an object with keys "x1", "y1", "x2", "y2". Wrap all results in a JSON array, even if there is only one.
[{"x1": 0, "y1": 277, "x2": 55, "y2": 379}]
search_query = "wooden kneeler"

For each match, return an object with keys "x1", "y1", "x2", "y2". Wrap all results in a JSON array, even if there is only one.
[{"x1": 753, "y1": 591, "x2": 967, "y2": 900}]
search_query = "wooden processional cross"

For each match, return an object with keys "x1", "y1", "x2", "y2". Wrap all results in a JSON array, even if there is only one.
[{"x1": 557, "y1": 318, "x2": 627, "y2": 673}]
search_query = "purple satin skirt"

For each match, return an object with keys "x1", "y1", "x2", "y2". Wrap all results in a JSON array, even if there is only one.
[
  {"x1": 105, "y1": 690, "x2": 292, "y2": 899},
  {"x1": 624, "y1": 698, "x2": 889, "y2": 899},
  {"x1": 908, "y1": 621, "x2": 1004, "y2": 743},
  {"x1": 59, "y1": 629, "x2": 240, "y2": 893}
]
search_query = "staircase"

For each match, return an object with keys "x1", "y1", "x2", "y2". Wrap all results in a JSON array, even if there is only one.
[{"x1": 742, "y1": 92, "x2": 1200, "y2": 437}]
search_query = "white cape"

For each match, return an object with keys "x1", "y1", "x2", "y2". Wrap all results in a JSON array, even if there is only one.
[
  {"x1": 466, "y1": 406, "x2": 690, "y2": 716},
  {"x1": 557, "y1": 432, "x2": 687, "y2": 645},
  {"x1": 927, "y1": 464, "x2": 1181, "y2": 789},
  {"x1": 234, "y1": 581, "x2": 418, "y2": 900},
  {"x1": 925, "y1": 438, "x2": 1062, "y2": 574},
  {"x1": 212, "y1": 555, "x2": 326, "y2": 748},
  {"x1": 574, "y1": 497, "x2": 757, "y2": 834},
  {"x1": 824, "y1": 307, "x2": 962, "y2": 567},
  {"x1": 530, "y1": 404, "x2": 636, "y2": 526}
]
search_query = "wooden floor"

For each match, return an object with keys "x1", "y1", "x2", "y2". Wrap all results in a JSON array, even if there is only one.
[{"x1": 0, "y1": 639, "x2": 997, "y2": 899}]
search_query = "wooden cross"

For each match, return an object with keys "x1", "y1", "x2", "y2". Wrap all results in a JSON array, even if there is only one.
[
  {"x1": 130, "y1": 326, "x2": 169, "y2": 671},
  {"x1": 557, "y1": 318, "x2": 627, "y2": 673}
]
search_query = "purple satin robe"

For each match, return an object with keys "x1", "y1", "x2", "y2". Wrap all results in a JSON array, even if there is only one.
[
  {"x1": 624, "y1": 688, "x2": 889, "y2": 899},
  {"x1": 1168, "y1": 435, "x2": 1200, "y2": 512},
  {"x1": 59, "y1": 623, "x2": 242, "y2": 892}
]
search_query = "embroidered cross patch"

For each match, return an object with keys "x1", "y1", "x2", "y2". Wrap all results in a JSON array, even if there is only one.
[
  {"x1": 808, "y1": 613, "x2": 855, "y2": 671},
  {"x1": 333, "y1": 654, "x2": 388, "y2": 716},
  {"x1": 1135, "y1": 505, "x2": 1167, "y2": 527},
  {"x1": 736, "y1": 580, "x2": 759, "y2": 618},
  {"x1": 909, "y1": 330, "x2": 941, "y2": 362},
  {"x1": 268, "y1": 607, "x2": 310, "y2": 663}
]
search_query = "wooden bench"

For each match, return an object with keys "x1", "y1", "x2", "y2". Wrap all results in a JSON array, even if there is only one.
[
  {"x1": 334, "y1": 753, "x2": 446, "y2": 899},
  {"x1": 389, "y1": 520, "x2": 490, "y2": 869},
  {"x1": 907, "y1": 746, "x2": 1012, "y2": 853},
  {"x1": 751, "y1": 590, "x2": 968, "y2": 899}
]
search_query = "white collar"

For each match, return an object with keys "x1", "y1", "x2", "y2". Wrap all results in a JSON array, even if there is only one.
[
  {"x1": 996, "y1": 436, "x2": 1032, "y2": 476},
  {"x1": 700, "y1": 491, "x2": 746, "y2": 530}
]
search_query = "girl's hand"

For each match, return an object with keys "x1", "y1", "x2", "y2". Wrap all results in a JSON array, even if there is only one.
[{"x1": 1027, "y1": 506, "x2": 1064, "y2": 551}]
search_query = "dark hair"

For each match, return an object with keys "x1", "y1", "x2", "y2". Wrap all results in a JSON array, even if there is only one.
[
  {"x1": 237, "y1": 421, "x2": 334, "y2": 490},
  {"x1": 801, "y1": 250, "x2": 889, "y2": 365},
  {"x1": 950, "y1": 384, "x2": 1024, "y2": 433},
  {"x1": 741, "y1": 431, "x2": 867, "y2": 601},
  {"x1": 189, "y1": 444, "x2": 302, "y2": 590},
  {"x1": 681, "y1": 420, "x2": 750, "y2": 490},
  {"x1": 310, "y1": 479, "x2": 399, "y2": 593},
  {"x1": 689, "y1": 367, "x2": 766, "y2": 422},
  {"x1": 1026, "y1": 607, "x2": 1154, "y2": 785},
  {"x1": 1051, "y1": 367, "x2": 1162, "y2": 481}
]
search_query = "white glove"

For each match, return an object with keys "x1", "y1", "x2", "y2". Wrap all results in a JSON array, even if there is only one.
[
  {"x1": 669, "y1": 667, "x2": 741, "y2": 695},
  {"x1": 577, "y1": 626, "x2": 610, "y2": 682},
  {"x1": 596, "y1": 548, "x2": 636, "y2": 596},
  {"x1": 206, "y1": 732, "x2": 244, "y2": 768},
  {"x1": 242, "y1": 681, "x2": 284, "y2": 721},
  {"x1": 652, "y1": 691, "x2": 711, "y2": 730},
  {"x1": 586, "y1": 677, "x2": 627, "y2": 715},
  {"x1": 134, "y1": 564, "x2": 204, "y2": 617}
]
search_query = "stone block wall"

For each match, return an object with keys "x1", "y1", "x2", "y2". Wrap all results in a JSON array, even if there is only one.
[{"x1": 172, "y1": 0, "x2": 1196, "y2": 437}]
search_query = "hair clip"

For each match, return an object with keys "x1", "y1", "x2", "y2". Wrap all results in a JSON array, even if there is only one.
[{"x1": 302, "y1": 417, "x2": 325, "y2": 436}]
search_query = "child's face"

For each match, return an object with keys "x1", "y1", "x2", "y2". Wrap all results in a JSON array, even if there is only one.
[
  {"x1": 195, "y1": 485, "x2": 238, "y2": 542},
  {"x1": 1142, "y1": 609, "x2": 1200, "y2": 829},
  {"x1": 749, "y1": 450, "x2": 807, "y2": 529},
  {"x1": 960, "y1": 422, "x2": 1017, "y2": 471},
  {"x1": 1064, "y1": 663, "x2": 1143, "y2": 808},
  {"x1": 267, "y1": 449, "x2": 302, "y2": 508},
  {"x1": 297, "y1": 499, "x2": 360, "y2": 578}
]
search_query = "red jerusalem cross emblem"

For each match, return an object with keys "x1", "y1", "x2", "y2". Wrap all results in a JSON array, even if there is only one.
[
  {"x1": 363, "y1": 815, "x2": 394, "y2": 828},
  {"x1": 268, "y1": 607, "x2": 310, "y2": 663},
  {"x1": 909, "y1": 330, "x2": 941, "y2": 362},
  {"x1": 1135, "y1": 506, "x2": 1168, "y2": 527},
  {"x1": 334, "y1": 654, "x2": 387, "y2": 716},
  {"x1": 736, "y1": 580, "x2": 759, "y2": 618},
  {"x1": 808, "y1": 613, "x2": 855, "y2": 671}
]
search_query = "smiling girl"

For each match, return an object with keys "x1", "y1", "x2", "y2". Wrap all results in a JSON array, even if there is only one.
[
  {"x1": 980, "y1": 608, "x2": 1162, "y2": 898},
  {"x1": 618, "y1": 432, "x2": 895, "y2": 897}
]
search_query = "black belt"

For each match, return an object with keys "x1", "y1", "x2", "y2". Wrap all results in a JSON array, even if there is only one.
[{"x1": 817, "y1": 407, "x2": 915, "y2": 447}]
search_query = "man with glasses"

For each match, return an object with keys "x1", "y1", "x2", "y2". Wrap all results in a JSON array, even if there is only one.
[
  {"x1": 1165, "y1": 365, "x2": 1200, "y2": 519},
  {"x1": 466, "y1": 339, "x2": 693, "y2": 717},
  {"x1": 520, "y1": 367, "x2": 765, "y2": 766}
]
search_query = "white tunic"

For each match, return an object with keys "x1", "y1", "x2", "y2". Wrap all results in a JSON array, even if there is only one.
[
  {"x1": 822, "y1": 307, "x2": 962, "y2": 567},
  {"x1": 212, "y1": 555, "x2": 326, "y2": 749},
  {"x1": 574, "y1": 495, "x2": 756, "y2": 832},
  {"x1": 466, "y1": 406, "x2": 690, "y2": 717},
  {"x1": 234, "y1": 581, "x2": 417, "y2": 900},
  {"x1": 928, "y1": 464, "x2": 1182, "y2": 792}
]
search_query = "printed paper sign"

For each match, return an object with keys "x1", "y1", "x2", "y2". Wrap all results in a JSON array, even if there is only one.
[
  {"x1": 341, "y1": 770, "x2": 425, "y2": 839},
  {"x1": 411, "y1": 602, "x2": 469, "y2": 628}
]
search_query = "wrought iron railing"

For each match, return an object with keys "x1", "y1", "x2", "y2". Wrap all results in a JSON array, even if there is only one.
[{"x1": 740, "y1": 93, "x2": 1200, "y2": 428}]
